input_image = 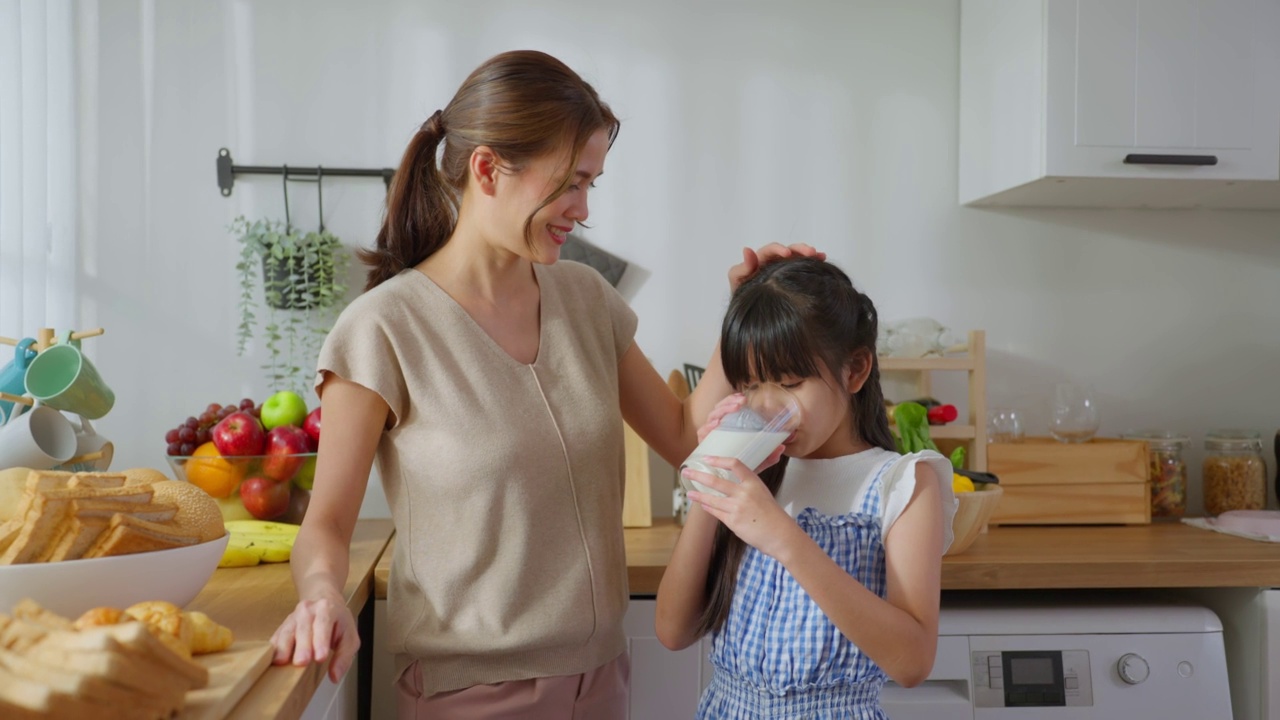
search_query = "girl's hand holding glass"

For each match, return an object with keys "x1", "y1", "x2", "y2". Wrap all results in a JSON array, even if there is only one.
[
  {"x1": 681, "y1": 384, "x2": 799, "y2": 497},
  {"x1": 683, "y1": 457, "x2": 800, "y2": 560}
]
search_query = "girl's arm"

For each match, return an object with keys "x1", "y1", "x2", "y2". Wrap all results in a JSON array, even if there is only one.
[
  {"x1": 654, "y1": 503, "x2": 719, "y2": 650},
  {"x1": 686, "y1": 458, "x2": 944, "y2": 687},
  {"x1": 270, "y1": 377, "x2": 388, "y2": 682}
]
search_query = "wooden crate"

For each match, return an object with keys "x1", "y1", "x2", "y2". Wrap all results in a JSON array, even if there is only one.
[{"x1": 987, "y1": 437, "x2": 1150, "y2": 525}]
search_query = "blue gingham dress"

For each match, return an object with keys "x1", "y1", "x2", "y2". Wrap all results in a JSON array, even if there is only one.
[{"x1": 697, "y1": 449, "x2": 954, "y2": 720}]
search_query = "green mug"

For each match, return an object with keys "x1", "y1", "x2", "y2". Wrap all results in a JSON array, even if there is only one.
[{"x1": 24, "y1": 332, "x2": 115, "y2": 420}]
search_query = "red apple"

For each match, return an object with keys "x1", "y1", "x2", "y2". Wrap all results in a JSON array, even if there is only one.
[
  {"x1": 303, "y1": 407, "x2": 322, "y2": 445},
  {"x1": 280, "y1": 487, "x2": 311, "y2": 524},
  {"x1": 262, "y1": 425, "x2": 311, "y2": 481},
  {"x1": 239, "y1": 476, "x2": 290, "y2": 520},
  {"x1": 211, "y1": 411, "x2": 266, "y2": 457}
]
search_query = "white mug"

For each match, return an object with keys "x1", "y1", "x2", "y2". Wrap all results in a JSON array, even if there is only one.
[
  {"x1": 52, "y1": 415, "x2": 114, "y2": 473},
  {"x1": 0, "y1": 405, "x2": 77, "y2": 470}
]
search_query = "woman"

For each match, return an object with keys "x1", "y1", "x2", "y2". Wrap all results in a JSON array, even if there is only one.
[{"x1": 267, "y1": 49, "x2": 818, "y2": 718}]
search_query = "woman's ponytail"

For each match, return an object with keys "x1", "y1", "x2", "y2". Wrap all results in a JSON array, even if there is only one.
[{"x1": 358, "y1": 110, "x2": 456, "y2": 291}]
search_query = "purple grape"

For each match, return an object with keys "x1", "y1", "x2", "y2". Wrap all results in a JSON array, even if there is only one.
[
  {"x1": 165, "y1": 429, "x2": 180, "y2": 444},
  {"x1": 239, "y1": 398, "x2": 255, "y2": 410},
  {"x1": 184, "y1": 417, "x2": 199, "y2": 429},
  {"x1": 178, "y1": 427, "x2": 196, "y2": 442},
  {"x1": 249, "y1": 407, "x2": 261, "y2": 418},
  {"x1": 179, "y1": 442, "x2": 196, "y2": 455},
  {"x1": 166, "y1": 442, "x2": 182, "y2": 456},
  {"x1": 196, "y1": 429, "x2": 211, "y2": 445}
]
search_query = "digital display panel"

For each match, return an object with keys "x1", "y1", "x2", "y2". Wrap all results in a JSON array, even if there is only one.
[{"x1": 1010, "y1": 656, "x2": 1056, "y2": 685}]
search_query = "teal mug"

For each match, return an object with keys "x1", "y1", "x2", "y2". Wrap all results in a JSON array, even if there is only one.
[
  {"x1": 0, "y1": 338, "x2": 37, "y2": 422},
  {"x1": 24, "y1": 332, "x2": 115, "y2": 420}
]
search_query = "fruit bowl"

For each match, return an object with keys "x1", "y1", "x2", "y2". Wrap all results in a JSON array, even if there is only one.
[
  {"x1": 945, "y1": 483, "x2": 1003, "y2": 556},
  {"x1": 0, "y1": 534, "x2": 229, "y2": 618},
  {"x1": 166, "y1": 453, "x2": 315, "y2": 524}
]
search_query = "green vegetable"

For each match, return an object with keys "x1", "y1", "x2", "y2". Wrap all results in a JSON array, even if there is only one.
[
  {"x1": 892, "y1": 402, "x2": 937, "y2": 454},
  {"x1": 891, "y1": 401, "x2": 967, "y2": 470}
]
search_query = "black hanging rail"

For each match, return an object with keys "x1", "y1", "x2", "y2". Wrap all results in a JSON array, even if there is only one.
[{"x1": 216, "y1": 147, "x2": 395, "y2": 196}]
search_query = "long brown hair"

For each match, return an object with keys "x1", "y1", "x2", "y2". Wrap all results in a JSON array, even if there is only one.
[
  {"x1": 359, "y1": 50, "x2": 620, "y2": 291},
  {"x1": 696, "y1": 257, "x2": 895, "y2": 636}
]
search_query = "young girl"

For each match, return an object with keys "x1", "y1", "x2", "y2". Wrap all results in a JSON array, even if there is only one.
[{"x1": 656, "y1": 257, "x2": 957, "y2": 719}]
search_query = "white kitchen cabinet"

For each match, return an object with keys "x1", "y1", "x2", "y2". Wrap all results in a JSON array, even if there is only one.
[
  {"x1": 624, "y1": 598, "x2": 714, "y2": 720},
  {"x1": 959, "y1": 0, "x2": 1280, "y2": 207}
]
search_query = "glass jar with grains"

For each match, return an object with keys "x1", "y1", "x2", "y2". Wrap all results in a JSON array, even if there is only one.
[
  {"x1": 1202, "y1": 429, "x2": 1267, "y2": 516},
  {"x1": 1123, "y1": 431, "x2": 1188, "y2": 518}
]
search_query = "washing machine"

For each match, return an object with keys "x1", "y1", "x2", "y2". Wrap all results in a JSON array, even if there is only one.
[{"x1": 881, "y1": 596, "x2": 1232, "y2": 719}]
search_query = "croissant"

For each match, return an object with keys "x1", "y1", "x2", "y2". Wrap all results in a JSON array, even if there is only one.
[
  {"x1": 184, "y1": 610, "x2": 233, "y2": 654},
  {"x1": 125, "y1": 600, "x2": 193, "y2": 659},
  {"x1": 72, "y1": 606, "x2": 126, "y2": 630}
]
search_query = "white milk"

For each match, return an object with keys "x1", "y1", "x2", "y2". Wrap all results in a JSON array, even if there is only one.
[{"x1": 680, "y1": 428, "x2": 791, "y2": 497}]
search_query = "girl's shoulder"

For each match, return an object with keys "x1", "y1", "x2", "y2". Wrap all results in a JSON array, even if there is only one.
[{"x1": 775, "y1": 447, "x2": 897, "y2": 518}]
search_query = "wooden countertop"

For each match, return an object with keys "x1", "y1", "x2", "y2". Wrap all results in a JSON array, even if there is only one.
[
  {"x1": 187, "y1": 518, "x2": 394, "y2": 720},
  {"x1": 376, "y1": 518, "x2": 1280, "y2": 598}
]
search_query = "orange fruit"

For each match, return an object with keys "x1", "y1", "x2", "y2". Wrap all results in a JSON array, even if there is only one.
[{"x1": 183, "y1": 442, "x2": 245, "y2": 499}]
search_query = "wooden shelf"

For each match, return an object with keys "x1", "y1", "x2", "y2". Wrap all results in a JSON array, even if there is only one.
[
  {"x1": 880, "y1": 330, "x2": 987, "y2": 472},
  {"x1": 880, "y1": 356, "x2": 977, "y2": 372},
  {"x1": 928, "y1": 424, "x2": 977, "y2": 440}
]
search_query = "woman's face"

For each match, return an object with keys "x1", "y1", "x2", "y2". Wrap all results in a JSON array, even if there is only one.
[{"x1": 495, "y1": 128, "x2": 609, "y2": 264}]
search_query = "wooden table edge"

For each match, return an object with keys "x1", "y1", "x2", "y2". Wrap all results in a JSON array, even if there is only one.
[{"x1": 221, "y1": 518, "x2": 394, "y2": 720}]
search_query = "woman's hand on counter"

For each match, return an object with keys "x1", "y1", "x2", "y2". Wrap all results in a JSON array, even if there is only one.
[{"x1": 269, "y1": 593, "x2": 360, "y2": 683}]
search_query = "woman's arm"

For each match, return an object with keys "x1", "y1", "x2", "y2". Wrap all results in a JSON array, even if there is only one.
[
  {"x1": 270, "y1": 377, "x2": 389, "y2": 682},
  {"x1": 686, "y1": 458, "x2": 944, "y2": 687}
]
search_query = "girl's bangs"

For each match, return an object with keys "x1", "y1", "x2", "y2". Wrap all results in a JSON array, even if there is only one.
[{"x1": 721, "y1": 292, "x2": 821, "y2": 388}]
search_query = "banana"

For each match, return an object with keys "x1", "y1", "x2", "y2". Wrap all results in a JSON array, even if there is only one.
[
  {"x1": 218, "y1": 544, "x2": 263, "y2": 568},
  {"x1": 226, "y1": 533, "x2": 294, "y2": 563},
  {"x1": 222, "y1": 520, "x2": 301, "y2": 537}
]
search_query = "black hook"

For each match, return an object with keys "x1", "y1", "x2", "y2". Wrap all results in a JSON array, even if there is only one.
[
  {"x1": 282, "y1": 164, "x2": 292, "y2": 233},
  {"x1": 316, "y1": 166, "x2": 324, "y2": 233}
]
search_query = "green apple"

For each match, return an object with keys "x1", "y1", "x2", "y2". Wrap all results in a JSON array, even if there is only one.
[
  {"x1": 215, "y1": 495, "x2": 255, "y2": 522},
  {"x1": 293, "y1": 455, "x2": 318, "y2": 490},
  {"x1": 261, "y1": 390, "x2": 308, "y2": 430}
]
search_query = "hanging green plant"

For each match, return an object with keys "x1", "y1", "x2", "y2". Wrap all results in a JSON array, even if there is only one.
[{"x1": 231, "y1": 215, "x2": 349, "y2": 394}]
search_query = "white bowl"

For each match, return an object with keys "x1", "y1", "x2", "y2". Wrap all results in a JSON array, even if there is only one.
[{"x1": 0, "y1": 534, "x2": 229, "y2": 618}]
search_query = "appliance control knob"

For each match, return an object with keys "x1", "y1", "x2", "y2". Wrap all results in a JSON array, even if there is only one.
[{"x1": 1118, "y1": 653, "x2": 1150, "y2": 685}]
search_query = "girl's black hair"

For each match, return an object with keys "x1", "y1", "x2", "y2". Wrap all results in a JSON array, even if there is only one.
[{"x1": 696, "y1": 256, "x2": 894, "y2": 636}]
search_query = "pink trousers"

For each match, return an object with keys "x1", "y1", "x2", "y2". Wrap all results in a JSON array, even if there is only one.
[{"x1": 396, "y1": 652, "x2": 630, "y2": 720}]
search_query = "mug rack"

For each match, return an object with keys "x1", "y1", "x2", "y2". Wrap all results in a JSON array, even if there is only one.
[
  {"x1": 0, "y1": 326, "x2": 108, "y2": 466},
  {"x1": 0, "y1": 327, "x2": 105, "y2": 353}
]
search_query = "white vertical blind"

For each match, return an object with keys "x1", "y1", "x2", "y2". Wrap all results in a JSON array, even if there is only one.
[{"x1": 0, "y1": 0, "x2": 78, "y2": 340}]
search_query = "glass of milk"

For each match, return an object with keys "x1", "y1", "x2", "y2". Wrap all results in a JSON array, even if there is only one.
[{"x1": 679, "y1": 384, "x2": 800, "y2": 497}]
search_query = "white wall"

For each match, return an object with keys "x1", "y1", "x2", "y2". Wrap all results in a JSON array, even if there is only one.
[{"x1": 73, "y1": 0, "x2": 1280, "y2": 518}]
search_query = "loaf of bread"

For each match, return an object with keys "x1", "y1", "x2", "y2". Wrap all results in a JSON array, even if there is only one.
[{"x1": 0, "y1": 469, "x2": 224, "y2": 565}]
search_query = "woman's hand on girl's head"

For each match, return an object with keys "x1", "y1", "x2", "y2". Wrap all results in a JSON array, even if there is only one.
[
  {"x1": 684, "y1": 458, "x2": 802, "y2": 561},
  {"x1": 728, "y1": 243, "x2": 827, "y2": 291},
  {"x1": 269, "y1": 595, "x2": 360, "y2": 683}
]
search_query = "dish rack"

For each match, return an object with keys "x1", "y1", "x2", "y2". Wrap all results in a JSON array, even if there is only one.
[{"x1": 879, "y1": 329, "x2": 987, "y2": 472}]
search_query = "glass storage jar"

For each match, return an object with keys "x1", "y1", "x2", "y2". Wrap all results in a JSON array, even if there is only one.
[
  {"x1": 1123, "y1": 430, "x2": 1188, "y2": 518},
  {"x1": 1202, "y1": 429, "x2": 1267, "y2": 516}
]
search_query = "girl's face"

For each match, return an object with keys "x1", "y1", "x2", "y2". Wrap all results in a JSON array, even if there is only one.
[
  {"x1": 493, "y1": 128, "x2": 609, "y2": 264},
  {"x1": 755, "y1": 358, "x2": 868, "y2": 460}
]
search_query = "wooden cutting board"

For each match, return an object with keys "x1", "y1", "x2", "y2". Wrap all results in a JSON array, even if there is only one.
[{"x1": 180, "y1": 641, "x2": 274, "y2": 720}]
